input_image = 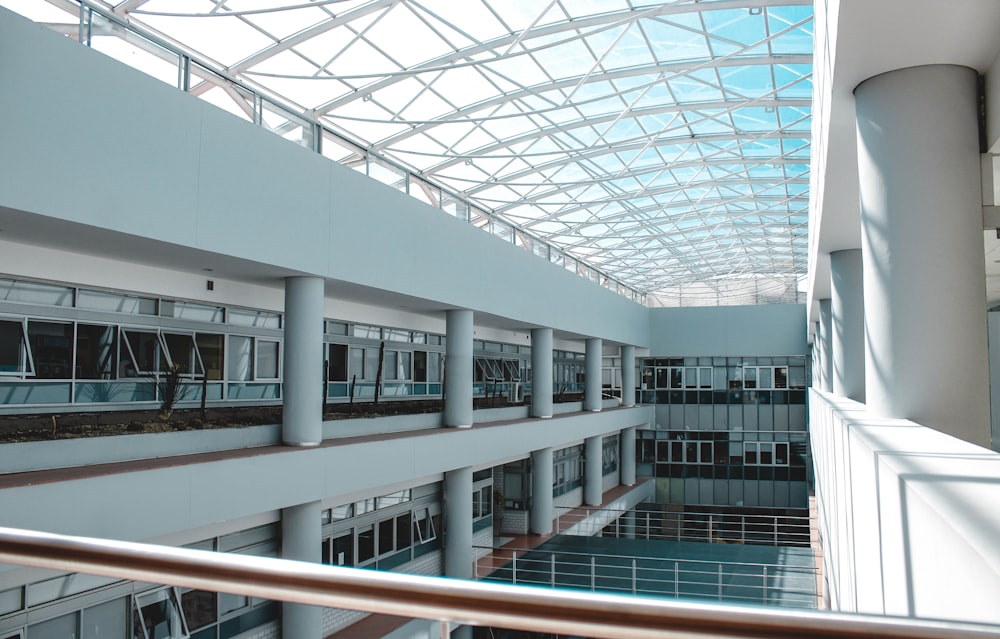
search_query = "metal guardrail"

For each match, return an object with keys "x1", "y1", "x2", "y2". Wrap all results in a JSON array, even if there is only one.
[
  {"x1": 555, "y1": 506, "x2": 814, "y2": 548},
  {"x1": 1, "y1": 526, "x2": 999, "y2": 639},
  {"x1": 473, "y1": 545, "x2": 817, "y2": 607}
]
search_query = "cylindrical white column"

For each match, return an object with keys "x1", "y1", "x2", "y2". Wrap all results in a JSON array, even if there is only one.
[
  {"x1": 619, "y1": 427, "x2": 636, "y2": 486},
  {"x1": 444, "y1": 310, "x2": 473, "y2": 428},
  {"x1": 282, "y1": 500, "x2": 322, "y2": 639},
  {"x1": 283, "y1": 276, "x2": 324, "y2": 446},
  {"x1": 621, "y1": 345, "x2": 636, "y2": 407},
  {"x1": 584, "y1": 435, "x2": 603, "y2": 506},
  {"x1": 531, "y1": 328, "x2": 553, "y2": 418},
  {"x1": 830, "y1": 249, "x2": 865, "y2": 402},
  {"x1": 444, "y1": 466, "x2": 473, "y2": 579},
  {"x1": 818, "y1": 298, "x2": 833, "y2": 393},
  {"x1": 530, "y1": 448, "x2": 554, "y2": 535},
  {"x1": 856, "y1": 64, "x2": 989, "y2": 447},
  {"x1": 584, "y1": 338, "x2": 602, "y2": 411}
]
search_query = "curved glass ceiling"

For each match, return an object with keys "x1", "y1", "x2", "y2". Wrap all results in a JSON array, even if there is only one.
[{"x1": 12, "y1": 0, "x2": 813, "y2": 306}]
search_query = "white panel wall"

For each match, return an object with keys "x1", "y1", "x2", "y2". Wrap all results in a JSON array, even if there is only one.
[
  {"x1": 811, "y1": 389, "x2": 1000, "y2": 623},
  {"x1": 648, "y1": 304, "x2": 808, "y2": 356}
]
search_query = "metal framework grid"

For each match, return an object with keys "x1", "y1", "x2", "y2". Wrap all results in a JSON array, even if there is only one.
[{"x1": 10, "y1": 0, "x2": 813, "y2": 306}]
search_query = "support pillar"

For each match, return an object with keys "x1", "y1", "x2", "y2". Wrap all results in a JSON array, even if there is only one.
[
  {"x1": 281, "y1": 501, "x2": 321, "y2": 639},
  {"x1": 584, "y1": 435, "x2": 602, "y2": 506},
  {"x1": 818, "y1": 298, "x2": 833, "y2": 393},
  {"x1": 444, "y1": 310, "x2": 473, "y2": 428},
  {"x1": 444, "y1": 466, "x2": 473, "y2": 580},
  {"x1": 620, "y1": 345, "x2": 636, "y2": 407},
  {"x1": 584, "y1": 338, "x2": 602, "y2": 411},
  {"x1": 830, "y1": 249, "x2": 865, "y2": 402},
  {"x1": 530, "y1": 448, "x2": 553, "y2": 535},
  {"x1": 531, "y1": 328, "x2": 553, "y2": 418},
  {"x1": 620, "y1": 427, "x2": 636, "y2": 486},
  {"x1": 283, "y1": 276, "x2": 324, "y2": 446},
  {"x1": 855, "y1": 64, "x2": 989, "y2": 447}
]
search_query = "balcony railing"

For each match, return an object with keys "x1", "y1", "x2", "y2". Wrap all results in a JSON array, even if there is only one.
[{"x1": 1, "y1": 526, "x2": 999, "y2": 639}]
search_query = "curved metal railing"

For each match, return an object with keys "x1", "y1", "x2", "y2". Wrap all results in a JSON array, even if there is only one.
[{"x1": 0, "y1": 526, "x2": 998, "y2": 639}]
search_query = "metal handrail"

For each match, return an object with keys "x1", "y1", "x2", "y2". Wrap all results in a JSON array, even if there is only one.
[{"x1": 1, "y1": 527, "x2": 998, "y2": 639}]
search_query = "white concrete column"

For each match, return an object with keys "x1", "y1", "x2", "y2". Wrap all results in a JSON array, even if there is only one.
[
  {"x1": 531, "y1": 328, "x2": 553, "y2": 418},
  {"x1": 856, "y1": 64, "x2": 989, "y2": 447},
  {"x1": 620, "y1": 427, "x2": 636, "y2": 486},
  {"x1": 818, "y1": 298, "x2": 833, "y2": 393},
  {"x1": 281, "y1": 500, "x2": 322, "y2": 639},
  {"x1": 621, "y1": 345, "x2": 636, "y2": 407},
  {"x1": 445, "y1": 466, "x2": 473, "y2": 579},
  {"x1": 444, "y1": 466, "x2": 473, "y2": 639},
  {"x1": 444, "y1": 310, "x2": 473, "y2": 428},
  {"x1": 584, "y1": 338, "x2": 602, "y2": 411},
  {"x1": 622, "y1": 511, "x2": 635, "y2": 539},
  {"x1": 831, "y1": 249, "x2": 865, "y2": 402},
  {"x1": 283, "y1": 276, "x2": 324, "y2": 446},
  {"x1": 584, "y1": 435, "x2": 603, "y2": 506},
  {"x1": 530, "y1": 447, "x2": 554, "y2": 535}
]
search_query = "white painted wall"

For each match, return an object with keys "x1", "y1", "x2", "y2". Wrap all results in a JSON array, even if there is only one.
[
  {"x1": 648, "y1": 304, "x2": 808, "y2": 356},
  {"x1": 811, "y1": 389, "x2": 1000, "y2": 624}
]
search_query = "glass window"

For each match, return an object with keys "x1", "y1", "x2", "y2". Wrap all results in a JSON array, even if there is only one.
[
  {"x1": 0, "y1": 586, "x2": 22, "y2": 615},
  {"x1": 163, "y1": 332, "x2": 203, "y2": 376},
  {"x1": 413, "y1": 351, "x2": 427, "y2": 382},
  {"x1": 256, "y1": 340, "x2": 279, "y2": 379},
  {"x1": 121, "y1": 329, "x2": 165, "y2": 376},
  {"x1": 364, "y1": 348, "x2": 379, "y2": 381},
  {"x1": 744, "y1": 443, "x2": 758, "y2": 465},
  {"x1": 227, "y1": 336, "x2": 253, "y2": 381},
  {"x1": 180, "y1": 590, "x2": 216, "y2": 634},
  {"x1": 133, "y1": 589, "x2": 186, "y2": 639},
  {"x1": 26, "y1": 321, "x2": 72, "y2": 379},
  {"x1": 395, "y1": 512, "x2": 412, "y2": 550},
  {"x1": 357, "y1": 525, "x2": 375, "y2": 563},
  {"x1": 427, "y1": 352, "x2": 442, "y2": 383},
  {"x1": 228, "y1": 309, "x2": 280, "y2": 329},
  {"x1": 0, "y1": 319, "x2": 30, "y2": 375},
  {"x1": 76, "y1": 324, "x2": 118, "y2": 379},
  {"x1": 196, "y1": 333, "x2": 224, "y2": 380},
  {"x1": 775, "y1": 443, "x2": 789, "y2": 465},
  {"x1": 699, "y1": 367, "x2": 712, "y2": 389},
  {"x1": 384, "y1": 329, "x2": 409, "y2": 342},
  {"x1": 30, "y1": 611, "x2": 78, "y2": 639},
  {"x1": 82, "y1": 597, "x2": 127, "y2": 639},
  {"x1": 743, "y1": 367, "x2": 757, "y2": 389},
  {"x1": 669, "y1": 368, "x2": 683, "y2": 389},
  {"x1": 384, "y1": 351, "x2": 398, "y2": 380},
  {"x1": 760, "y1": 443, "x2": 774, "y2": 465},
  {"x1": 352, "y1": 324, "x2": 381, "y2": 340},
  {"x1": 758, "y1": 367, "x2": 772, "y2": 390},
  {"x1": 78, "y1": 289, "x2": 156, "y2": 315},
  {"x1": 349, "y1": 347, "x2": 364, "y2": 380},
  {"x1": 326, "y1": 321, "x2": 348, "y2": 336},
  {"x1": 774, "y1": 367, "x2": 788, "y2": 389},
  {"x1": 684, "y1": 367, "x2": 698, "y2": 388},
  {"x1": 378, "y1": 518, "x2": 394, "y2": 556},
  {"x1": 398, "y1": 351, "x2": 411, "y2": 380},
  {"x1": 172, "y1": 301, "x2": 224, "y2": 323},
  {"x1": 0, "y1": 278, "x2": 74, "y2": 306},
  {"x1": 332, "y1": 532, "x2": 354, "y2": 566},
  {"x1": 329, "y1": 344, "x2": 348, "y2": 381}
]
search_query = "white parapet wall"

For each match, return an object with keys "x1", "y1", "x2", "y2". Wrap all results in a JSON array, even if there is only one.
[{"x1": 810, "y1": 389, "x2": 1000, "y2": 624}]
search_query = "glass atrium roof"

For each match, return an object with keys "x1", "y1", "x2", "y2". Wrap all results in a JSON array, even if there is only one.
[{"x1": 8, "y1": 0, "x2": 812, "y2": 306}]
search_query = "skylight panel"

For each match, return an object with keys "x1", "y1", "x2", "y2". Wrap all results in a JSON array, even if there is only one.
[
  {"x1": 64, "y1": 0, "x2": 813, "y2": 306},
  {"x1": 364, "y1": 4, "x2": 454, "y2": 69},
  {"x1": 416, "y1": 0, "x2": 511, "y2": 43},
  {"x1": 242, "y1": 5, "x2": 330, "y2": 41},
  {"x1": 141, "y1": 14, "x2": 273, "y2": 67}
]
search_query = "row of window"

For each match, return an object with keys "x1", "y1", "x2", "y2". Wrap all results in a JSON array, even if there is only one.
[
  {"x1": 640, "y1": 364, "x2": 807, "y2": 391},
  {"x1": 639, "y1": 389, "x2": 808, "y2": 406}
]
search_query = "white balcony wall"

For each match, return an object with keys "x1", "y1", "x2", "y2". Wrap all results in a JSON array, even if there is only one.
[{"x1": 810, "y1": 389, "x2": 1000, "y2": 624}]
